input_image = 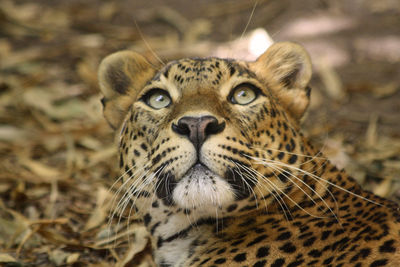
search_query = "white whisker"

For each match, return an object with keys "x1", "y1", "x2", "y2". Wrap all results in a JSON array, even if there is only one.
[
  {"x1": 134, "y1": 20, "x2": 165, "y2": 65},
  {"x1": 235, "y1": 162, "x2": 293, "y2": 221},
  {"x1": 240, "y1": 0, "x2": 259, "y2": 40},
  {"x1": 247, "y1": 155, "x2": 383, "y2": 207},
  {"x1": 263, "y1": 161, "x2": 341, "y2": 223}
]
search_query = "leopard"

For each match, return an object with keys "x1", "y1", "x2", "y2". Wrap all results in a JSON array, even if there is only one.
[{"x1": 97, "y1": 42, "x2": 400, "y2": 267}]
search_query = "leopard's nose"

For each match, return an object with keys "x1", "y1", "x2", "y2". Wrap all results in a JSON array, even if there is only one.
[{"x1": 172, "y1": 116, "x2": 225, "y2": 150}]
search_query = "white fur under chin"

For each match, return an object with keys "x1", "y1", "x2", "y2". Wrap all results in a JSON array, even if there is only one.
[{"x1": 172, "y1": 164, "x2": 234, "y2": 213}]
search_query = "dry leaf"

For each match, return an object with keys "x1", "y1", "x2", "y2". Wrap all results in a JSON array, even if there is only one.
[
  {"x1": 19, "y1": 158, "x2": 61, "y2": 181},
  {"x1": 0, "y1": 253, "x2": 18, "y2": 263},
  {"x1": 0, "y1": 201, "x2": 30, "y2": 249},
  {"x1": 84, "y1": 186, "x2": 111, "y2": 231},
  {"x1": 115, "y1": 225, "x2": 151, "y2": 267}
]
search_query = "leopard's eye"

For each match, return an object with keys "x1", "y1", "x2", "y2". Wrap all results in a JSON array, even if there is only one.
[
  {"x1": 144, "y1": 89, "x2": 171, "y2": 109},
  {"x1": 230, "y1": 84, "x2": 258, "y2": 105}
]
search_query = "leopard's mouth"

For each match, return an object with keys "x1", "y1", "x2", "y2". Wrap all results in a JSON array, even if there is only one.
[
  {"x1": 154, "y1": 161, "x2": 220, "y2": 206},
  {"x1": 154, "y1": 155, "x2": 255, "y2": 208},
  {"x1": 171, "y1": 161, "x2": 235, "y2": 211},
  {"x1": 183, "y1": 162, "x2": 213, "y2": 178},
  {"x1": 184, "y1": 163, "x2": 216, "y2": 183}
]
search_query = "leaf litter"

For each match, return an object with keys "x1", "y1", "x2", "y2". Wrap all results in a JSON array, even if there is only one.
[{"x1": 0, "y1": 0, "x2": 399, "y2": 266}]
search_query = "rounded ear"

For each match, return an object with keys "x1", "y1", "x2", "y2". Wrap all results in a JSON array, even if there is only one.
[
  {"x1": 250, "y1": 42, "x2": 312, "y2": 120},
  {"x1": 98, "y1": 51, "x2": 156, "y2": 129}
]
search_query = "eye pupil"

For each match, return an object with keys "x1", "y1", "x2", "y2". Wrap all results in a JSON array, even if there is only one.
[
  {"x1": 230, "y1": 84, "x2": 258, "y2": 105},
  {"x1": 238, "y1": 91, "x2": 247, "y2": 97},
  {"x1": 155, "y1": 95, "x2": 165, "y2": 102},
  {"x1": 144, "y1": 89, "x2": 171, "y2": 109}
]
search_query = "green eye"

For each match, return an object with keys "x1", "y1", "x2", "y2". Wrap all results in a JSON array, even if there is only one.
[
  {"x1": 144, "y1": 89, "x2": 171, "y2": 109},
  {"x1": 230, "y1": 84, "x2": 258, "y2": 105}
]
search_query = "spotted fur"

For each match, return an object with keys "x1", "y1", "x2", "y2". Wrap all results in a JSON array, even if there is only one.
[{"x1": 98, "y1": 42, "x2": 400, "y2": 266}]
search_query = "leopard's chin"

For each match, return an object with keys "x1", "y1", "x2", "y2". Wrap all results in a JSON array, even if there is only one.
[{"x1": 172, "y1": 163, "x2": 235, "y2": 212}]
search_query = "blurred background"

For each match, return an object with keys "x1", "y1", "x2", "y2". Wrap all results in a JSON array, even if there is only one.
[{"x1": 0, "y1": 0, "x2": 399, "y2": 266}]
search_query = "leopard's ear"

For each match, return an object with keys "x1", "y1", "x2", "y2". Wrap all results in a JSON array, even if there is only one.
[
  {"x1": 98, "y1": 51, "x2": 156, "y2": 129},
  {"x1": 250, "y1": 42, "x2": 312, "y2": 120}
]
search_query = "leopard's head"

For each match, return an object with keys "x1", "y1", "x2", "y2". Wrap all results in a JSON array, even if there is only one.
[{"x1": 98, "y1": 42, "x2": 312, "y2": 219}]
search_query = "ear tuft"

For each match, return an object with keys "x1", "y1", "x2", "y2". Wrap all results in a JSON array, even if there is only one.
[
  {"x1": 98, "y1": 51, "x2": 156, "y2": 129},
  {"x1": 251, "y1": 42, "x2": 312, "y2": 120}
]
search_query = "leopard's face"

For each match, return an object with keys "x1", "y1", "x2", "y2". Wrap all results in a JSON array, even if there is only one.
[{"x1": 99, "y1": 42, "x2": 312, "y2": 218}]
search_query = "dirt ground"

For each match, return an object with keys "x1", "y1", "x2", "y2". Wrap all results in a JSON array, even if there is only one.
[{"x1": 0, "y1": 0, "x2": 399, "y2": 266}]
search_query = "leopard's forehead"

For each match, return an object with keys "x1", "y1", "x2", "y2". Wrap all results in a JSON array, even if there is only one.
[{"x1": 150, "y1": 57, "x2": 257, "y2": 91}]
